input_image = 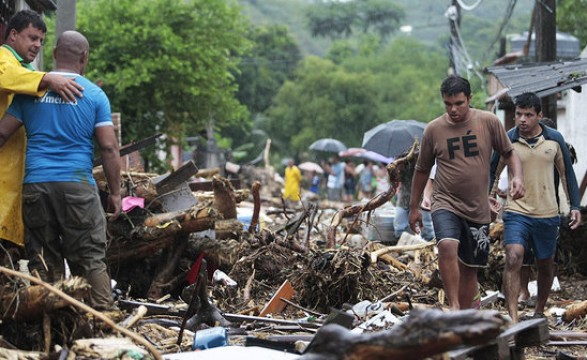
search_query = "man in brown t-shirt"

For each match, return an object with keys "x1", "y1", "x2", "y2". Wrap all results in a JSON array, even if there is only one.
[{"x1": 409, "y1": 75, "x2": 525, "y2": 310}]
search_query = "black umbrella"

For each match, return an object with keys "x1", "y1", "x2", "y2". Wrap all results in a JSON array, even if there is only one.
[
  {"x1": 309, "y1": 138, "x2": 347, "y2": 153},
  {"x1": 361, "y1": 120, "x2": 427, "y2": 158}
]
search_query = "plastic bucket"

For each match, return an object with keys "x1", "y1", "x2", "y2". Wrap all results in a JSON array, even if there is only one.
[{"x1": 193, "y1": 327, "x2": 228, "y2": 350}]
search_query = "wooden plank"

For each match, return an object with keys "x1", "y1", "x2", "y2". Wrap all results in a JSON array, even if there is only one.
[
  {"x1": 448, "y1": 343, "x2": 498, "y2": 360},
  {"x1": 189, "y1": 179, "x2": 241, "y2": 192},
  {"x1": 259, "y1": 280, "x2": 295, "y2": 317},
  {"x1": 497, "y1": 318, "x2": 549, "y2": 359},
  {"x1": 93, "y1": 133, "x2": 162, "y2": 167},
  {"x1": 154, "y1": 160, "x2": 199, "y2": 194}
]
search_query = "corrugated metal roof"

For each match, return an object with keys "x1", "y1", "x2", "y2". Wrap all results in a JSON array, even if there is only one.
[
  {"x1": 25, "y1": 0, "x2": 57, "y2": 11},
  {"x1": 485, "y1": 58, "x2": 587, "y2": 98}
]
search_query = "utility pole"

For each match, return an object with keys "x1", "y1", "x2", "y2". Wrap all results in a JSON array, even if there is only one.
[
  {"x1": 447, "y1": 0, "x2": 461, "y2": 75},
  {"x1": 536, "y1": 0, "x2": 557, "y2": 125},
  {"x1": 55, "y1": 0, "x2": 76, "y2": 40}
]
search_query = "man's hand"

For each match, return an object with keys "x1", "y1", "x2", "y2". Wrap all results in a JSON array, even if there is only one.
[
  {"x1": 489, "y1": 196, "x2": 501, "y2": 222},
  {"x1": 107, "y1": 194, "x2": 122, "y2": 221},
  {"x1": 569, "y1": 209, "x2": 582, "y2": 230},
  {"x1": 42, "y1": 73, "x2": 84, "y2": 103},
  {"x1": 409, "y1": 208, "x2": 423, "y2": 234},
  {"x1": 509, "y1": 176, "x2": 525, "y2": 200},
  {"x1": 421, "y1": 197, "x2": 432, "y2": 211}
]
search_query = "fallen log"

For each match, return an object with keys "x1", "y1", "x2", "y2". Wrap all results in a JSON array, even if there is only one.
[
  {"x1": 299, "y1": 308, "x2": 508, "y2": 360},
  {"x1": 107, "y1": 206, "x2": 217, "y2": 263},
  {"x1": 1, "y1": 277, "x2": 90, "y2": 322}
]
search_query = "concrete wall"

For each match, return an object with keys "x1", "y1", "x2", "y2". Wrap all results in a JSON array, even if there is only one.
[{"x1": 561, "y1": 84, "x2": 587, "y2": 206}]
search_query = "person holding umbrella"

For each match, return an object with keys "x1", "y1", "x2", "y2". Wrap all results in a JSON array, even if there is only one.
[{"x1": 409, "y1": 75, "x2": 525, "y2": 310}]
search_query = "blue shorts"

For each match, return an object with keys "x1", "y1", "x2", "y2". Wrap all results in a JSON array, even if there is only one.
[
  {"x1": 431, "y1": 209, "x2": 490, "y2": 267},
  {"x1": 522, "y1": 247, "x2": 535, "y2": 266},
  {"x1": 503, "y1": 211, "x2": 559, "y2": 261}
]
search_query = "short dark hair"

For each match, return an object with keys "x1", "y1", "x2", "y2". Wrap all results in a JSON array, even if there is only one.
[
  {"x1": 440, "y1": 75, "x2": 471, "y2": 97},
  {"x1": 4, "y1": 10, "x2": 47, "y2": 40},
  {"x1": 514, "y1": 92, "x2": 541, "y2": 114}
]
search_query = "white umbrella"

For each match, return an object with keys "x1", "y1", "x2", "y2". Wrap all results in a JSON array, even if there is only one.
[{"x1": 298, "y1": 161, "x2": 324, "y2": 174}]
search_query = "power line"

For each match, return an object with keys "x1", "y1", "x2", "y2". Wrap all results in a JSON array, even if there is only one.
[
  {"x1": 482, "y1": 0, "x2": 518, "y2": 63},
  {"x1": 456, "y1": 0, "x2": 484, "y2": 12}
]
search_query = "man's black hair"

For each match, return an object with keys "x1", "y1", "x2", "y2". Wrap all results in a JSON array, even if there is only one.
[
  {"x1": 4, "y1": 10, "x2": 47, "y2": 40},
  {"x1": 440, "y1": 75, "x2": 471, "y2": 97},
  {"x1": 514, "y1": 92, "x2": 541, "y2": 114}
]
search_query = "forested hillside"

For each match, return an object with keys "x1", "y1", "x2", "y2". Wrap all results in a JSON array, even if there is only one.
[{"x1": 238, "y1": 0, "x2": 533, "y2": 65}]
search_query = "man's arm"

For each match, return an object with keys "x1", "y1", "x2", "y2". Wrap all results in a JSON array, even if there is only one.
[
  {"x1": 0, "y1": 59, "x2": 82, "y2": 102},
  {"x1": 39, "y1": 73, "x2": 84, "y2": 103},
  {"x1": 95, "y1": 126, "x2": 121, "y2": 220},
  {"x1": 421, "y1": 178, "x2": 434, "y2": 211},
  {"x1": 409, "y1": 169, "x2": 430, "y2": 233},
  {"x1": 0, "y1": 113, "x2": 23, "y2": 148},
  {"x1": 503, "y1": 150, "x2": 525, "y2": 200}
]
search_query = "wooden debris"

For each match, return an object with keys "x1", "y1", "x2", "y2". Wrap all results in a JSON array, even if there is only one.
[
  {"x1": 249, "y1": 181, "x2": 261, "y2": 234},
  {"x1": 563, "y1": 300, "x2": 587, "y2": 323},
  {"x1": 299, "y1": 308, "x2": 507, "y2": 360},
  {"x1": 119, "y1": 305, "x2": 148, "y2": 329},
  {"x1": 1, "y1": 277, "x2": 90, "y2": 321},
  {"x1": 0, "y1": 266, "x2": 163, "y2": 360},
  {"x1": 154, "y1": 160, "x2": 198, "y2": 194},
  {"x1": 69, "y1": 337, "x2": 149, "y2": 359},
  {"x1": 259, "y1": 280, "x2": 295, "y2": 317},
  {"x1": 370, "y1": 241, "x2": 435, "y2": 264},
  {"x1": 326, "y1": 146, "x2": 417, "y2": 247},
  {"x1": 212, "y1": 176, "x2": 238, "y2": 219}
]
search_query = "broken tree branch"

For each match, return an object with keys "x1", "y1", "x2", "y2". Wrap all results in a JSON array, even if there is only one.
[
  {"x1": 249, "y1": 181, "x2": 261, "y2": 234},
  {"x1": 370, "y1": 242, "x2": 435, "y2": 264},
  {"x1": 0, "y1": 266, "x2": 163, "y2": 360},
  {"x1": 326, "y1": 146, "x2": 419, "y2": 248}
]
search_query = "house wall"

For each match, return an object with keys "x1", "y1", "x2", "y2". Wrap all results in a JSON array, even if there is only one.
[{"x1": 562, "y1": 84, "x2": 587, "y2": 206}]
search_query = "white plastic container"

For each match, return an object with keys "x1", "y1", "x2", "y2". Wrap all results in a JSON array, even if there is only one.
[{"x1": 362, "y1": 205, "x2": 396, "y2": 244}]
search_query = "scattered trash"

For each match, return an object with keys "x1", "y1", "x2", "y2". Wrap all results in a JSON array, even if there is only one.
[{"x1": 193, "y1": 327, "x2": 228, "y2": 351}]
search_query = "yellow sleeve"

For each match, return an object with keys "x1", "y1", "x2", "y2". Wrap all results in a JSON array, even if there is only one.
[{"x1": 0, "y1": 58, "x2": 46, "y2": 97}]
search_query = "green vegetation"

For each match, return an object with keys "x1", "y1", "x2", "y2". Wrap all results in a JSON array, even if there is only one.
[
  {"x1": 41, "y1": 0, "x2": 538, "y2": 166},
  {"x1": 558, "y1": 0, "x2": 587, "y2": 49},
  {"x1": 74, "y1": 0, "x2": 251, "y2": 170}
]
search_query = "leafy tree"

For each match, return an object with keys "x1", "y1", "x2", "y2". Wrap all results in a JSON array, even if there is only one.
[
  {"x1": 235, "y1": 25, "x2": 302, "y2": 115},
  {"x1": 558, "y1": 0, "x2": 587, "y2": 49},
  {"x1": 263, "y1": 36, "x2": 448, "y2": 159},
  {"x1": 71, "y1": 0, "x2": 251, "y2": 169},
  {"x1": 222, "y1": 24, "x2": 302, "y2": 163},
  {"x1": 306, "y1": 0, "x2": 405, "y2": 40},
  {"x1": 264, "y1": 56, "x2": 381, "y2": 156}
]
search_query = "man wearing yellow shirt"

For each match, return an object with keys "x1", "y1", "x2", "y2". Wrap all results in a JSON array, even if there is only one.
[{"x1": 0, "y1": 10, "x2": 83, "y2": 247}]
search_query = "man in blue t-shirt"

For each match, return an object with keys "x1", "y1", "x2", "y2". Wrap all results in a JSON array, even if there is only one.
[{"x1": 0, "y1": 31, "x2": 121, "y2": 310}]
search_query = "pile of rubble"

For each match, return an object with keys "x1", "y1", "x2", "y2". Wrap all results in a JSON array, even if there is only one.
[{"x1": 1, "y1": 148, "x2": 587, "y2": 360}]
